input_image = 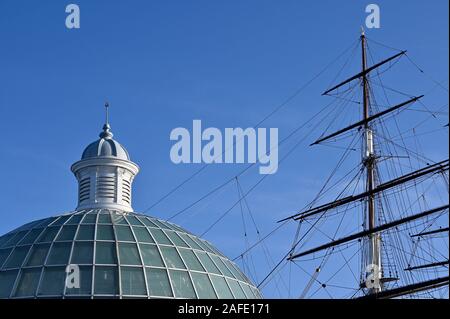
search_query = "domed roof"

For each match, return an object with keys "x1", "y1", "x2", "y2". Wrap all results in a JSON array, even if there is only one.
[
  {"x1": 81, "y1": 124, "x2": 130, "y2": 160},
  {"x1": 0, "y1": 209, "x2": 262, "y2": 299}
]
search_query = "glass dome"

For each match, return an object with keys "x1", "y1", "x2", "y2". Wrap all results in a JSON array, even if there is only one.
[{"x1": 0, "y1": 209, "x2": 262, "y2": 299}]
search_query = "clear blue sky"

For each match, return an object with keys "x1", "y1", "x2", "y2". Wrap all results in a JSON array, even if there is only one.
[{"x1": 0, "y1": 0, "x2": 448, "y2": 298}]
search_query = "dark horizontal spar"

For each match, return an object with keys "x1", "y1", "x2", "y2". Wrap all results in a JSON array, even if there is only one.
[
  {"x1": 411, "y1": 227, "x2": 449, "y2": 238},
  {"x1": 322, "y1": 50, "x2": 407, "y2": 96},
  {"x1": 287, "y1": 205, "x2": 449, "y2": 260},
  {"x1": 405, "y1": 260, "x2": 449, "y2": 272},
  {"x1": 278, "y1": 159, "x2": 449, "y2": 222},
  {"x1": 356, "y1": 276, "x2": 449, "y2": 299},
  {"x1": 310, "y1": 95, "x2": 424, "y2": 146}
]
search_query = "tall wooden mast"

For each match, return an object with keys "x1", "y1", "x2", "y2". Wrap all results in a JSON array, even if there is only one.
[
  {"x1": 361, "y1": 29, "x2": 382, "y2": 293},
  {"x1": 281, "y1": 31, "x2": 448, "y2": 298}
]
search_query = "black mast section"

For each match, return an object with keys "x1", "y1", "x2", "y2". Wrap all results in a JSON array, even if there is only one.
[
  {"x1": 360, "y1": 35, "x2": 379, "y2": 291},
  {"x1": 310, "y1": 95, "x2": 424, "y2": 146},
  {"x1": 322, "y1": 50, "x2": 406, "y2": 96}
]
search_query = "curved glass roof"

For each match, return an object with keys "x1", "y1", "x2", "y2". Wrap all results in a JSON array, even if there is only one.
[{"x1": 0, "y1": 209, "x2": 262, "y2": 299}]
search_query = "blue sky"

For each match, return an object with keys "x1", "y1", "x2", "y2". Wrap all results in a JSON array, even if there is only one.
[{"x1": 0, "y1": 0, "x2": 448, "y2": 298}]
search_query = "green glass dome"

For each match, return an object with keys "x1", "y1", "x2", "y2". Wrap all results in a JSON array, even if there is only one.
[{"x1": 0, "y1": 209, "x2": 262, "y2": 299}]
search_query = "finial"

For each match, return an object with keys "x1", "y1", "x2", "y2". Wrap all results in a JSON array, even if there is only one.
[
  {"x1": 361, "y1": 26, "x2": 365, "y2": 36},
  {"x1": 100, "y1": 101, "x2": 113, "y2": 139},
  {"x1": 105, "y1": 101, "x2": 109, "y2": 126}
]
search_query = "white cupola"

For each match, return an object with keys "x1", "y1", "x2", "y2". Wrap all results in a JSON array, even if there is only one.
[{"x1": 71, "y1": 103, "x2": 139, "y2": 212}]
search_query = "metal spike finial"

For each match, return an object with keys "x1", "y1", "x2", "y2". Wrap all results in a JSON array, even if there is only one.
[
  {"x1": 100, "y1": 101, "x2": 113, "y2": 139},
  {"x1": 361, "y1": 26, "x2": 365, "y2": 36},
  {"x1": 105, "y1": 102, "x2": 110, "y2": 125}
]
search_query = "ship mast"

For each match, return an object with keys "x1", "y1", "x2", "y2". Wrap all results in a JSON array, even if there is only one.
[
  {"x1": 361, "y1": 30, "x2": 382, "y2": 293},
  {"x1": 279, "y1": 31, "x2": 449, "y2": 298}
]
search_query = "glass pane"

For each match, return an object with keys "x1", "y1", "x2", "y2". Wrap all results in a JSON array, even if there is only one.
[
  {"x1": 146, "y1": 268, "x2": 172, "y2": 297},
  {"x1": 67, "y1": 215, "x2": 83, "y2": 224},
  {"x1": 20, "y1": 219, "x2": 41, "y2": 230},
  {"x1": 148, "y1": 228, "x2": 172, "y2": 245},
  {"x1": 0, "y1": 269, "x2": 18, "y2": 298},
  {"x1": 252, "y1": 286, "x2": 262, "y2": 298},
  {"x1": 169, "y1": 270, "x2": 196, "y2": 298},
  {"x1": 66, "y1": 266, "x2": 92, "y2": 295},
  {"x1": 115, "y1": 226, "x2": 134, "y2": 241},
  {"x1": 139, "y1": 244, "x2": 164, "y2": 267},
  {"x1": 179, "y1": 233, "x2": 203, "y2": 250},
  {"x1": 35, "y1": 217, "x2": 57, "y2": 228},
  {"x1": 195, "y1": 252, "x2": 221, "y2": 275},
  {"x1": 96, "y1": 225, "x2": 115, "y2": 241},
  {"x1": 95, "y1": 242, "x2": 117, "y2": 264},
  {"x1": 226, "y1": 279, "x2": 246, "y2": 298},
  {"x1": 210, "y1": 275, "x2": 234, "y2": 298},
  {"x1": 76, "y1": 225, "x2": 95, "y2": 240},
  {"x1": 0, "y1": 234, "x2": 14, "y2": 248},
  {"x1": 193, "y1": 238, "x2": 215, "y2": 254},
  {"x1": 210, "y1": 255, "x2": 234, "y2": 278},
  {"x1": 98, "y1": 213, "x2": 112, "y2": 224},
  {"x1": 55, "y1": 225, "x2": 78, "y2": 241},
  {"x1": 18, "y1": 228, "x2": 44, "y2": 245},
  {"x1": 37, "y1": 226, "x2": 60, "y2": 243},
  {"x1": 132, "y1": 227, "x2": 154, "y2": 243},
  {"x1": 160, "y1": 246, "x2": 185, "y2": 269},
  {"x1": 161, "y1": 222, "x2": 178, "y2": 231},
  {"x1": 204, "y1": 241, "x2": 224, "y2": 257},
  {"x1": 151, "y1": 219, "x2": 171, "y2": 230},
  {"x1": 178, "y1": 248, "x2": 205, "y2": 271},
  {"x1": 94, "y1": 266, "x2": 119, "y2": 295},
  {"x1": 14, "y1": 268, "x2": 41, "y2": 297},
  {"x1": 71, "y1": 242, "x2": 94, "y2": 264},
  {"x1": 0, "y1": 248, "x2": 12, "y2": 269},
  {"x1": 240, "y1": 283, "x2": 256, "y2": 299},
  {"x1": 165, "y1": 231, "x2": 189, "y2": 247},
  {"x1": 111, "y1": 214, "x2": 128, "y2": 225},
  {"x1": 16, "y1": 223, "x2": 38, "y2": 233},
  {"x1": 126, "y1": 215, "x2": 143, "y2": 226},
  {"x1": 121, "y1": 267, "x2": 146, "y2": 295},
  {"x1": 191, "y1": 272, "x2": 217, "y2": 299},
  {"x1": 81, "y1": 214, "x2": 97, "y2": 224},
  {"x1": 5, "y1": 231, "x2": 28, "y2": 247},
  {"x1": 118, "y1": 243, "x2": 141, "y2": 265},
  {"x1": 5, "y1": 245, "x2": 31, "y2": 269},
  {"x1": 46, "y1": 242, "x2": 72, "y2": 265},
  {"x1": 38, "y1": 267, "x2": 65, "y2": 296},
  {"x1": 138, "y1": 217, "x2": 159, "y2": 228},
  {"x1": 173, "y1": 224, "x2": 188, "y2": 233},
  {"x1": 224, "y1": 260, "x2": 247, "y2": 282},
  {"x1": 25, "y1": 244, "x2": 50, "y2": 266},
  {"x1": 51, "y1": 215, "x2": 70, "y2": 226}
]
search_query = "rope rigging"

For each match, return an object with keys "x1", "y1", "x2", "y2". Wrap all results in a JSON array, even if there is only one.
[{"x1": 137, "y1": 34, "x2": 448, "y2": 298}]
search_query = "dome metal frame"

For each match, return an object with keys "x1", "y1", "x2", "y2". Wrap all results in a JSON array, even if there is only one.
[{"x1": 0, "y1": 209, "x2": 262, "y2": 299}]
